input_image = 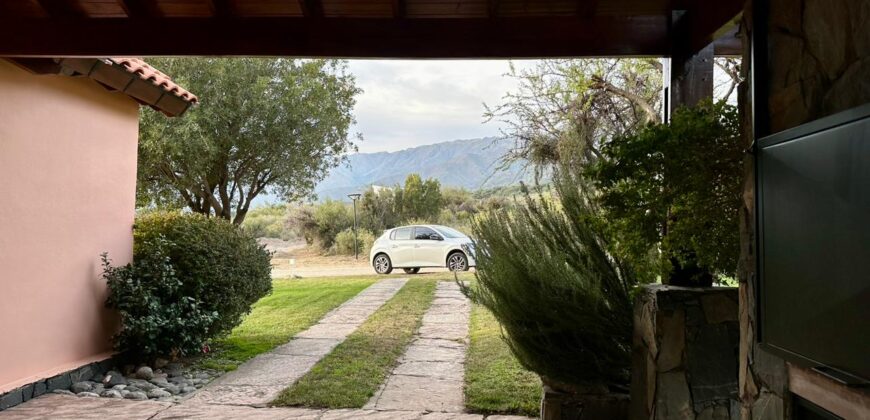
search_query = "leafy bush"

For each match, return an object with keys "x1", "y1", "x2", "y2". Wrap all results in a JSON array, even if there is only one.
[
  {"x1": 464, "y1": 170, "x2": 637, "y2": 388},
  {"x1": 312, "y1": 200, "x2": 353, "y2": 249},
  {"x1": 103, "y1": 211, "x2": 272, "y2": 359},
  {"x1": 589, "y1": 101, "x2": 742, "y2": 285},
  {"x1": 243, "y1": 204, "x2": 293, "y2": 240},
  {"x1": 101, "y1": 239, "x2": 217, "y2": 359},
  {"x1": 332, "y1": 227, "x2": 376, "y2": 256}
]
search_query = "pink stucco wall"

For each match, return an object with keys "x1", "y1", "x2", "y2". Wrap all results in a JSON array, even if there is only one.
[{"x1": 0, "y1": 60, "x2": 140, "y2": 392}]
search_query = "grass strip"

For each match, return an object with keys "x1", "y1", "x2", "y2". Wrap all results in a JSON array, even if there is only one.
[
  {"x1": 196, "y1": 276, "x2": 378, "y2": 371},
  {"x1": 273, "y1": 277, "x2": 437, "y2": 408},
  {"x1": 465, "y1": 303, "x2": 542, "y2": 417}
]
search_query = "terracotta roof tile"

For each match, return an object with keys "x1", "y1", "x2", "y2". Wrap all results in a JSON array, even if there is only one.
[{"x1": 109, "y1": 57, "x2": 198, "y2": 104}]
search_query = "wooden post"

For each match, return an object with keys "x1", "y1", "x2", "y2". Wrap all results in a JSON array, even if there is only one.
[{"x1": 664, "y1": 10, "x2": 715, "y2": 121}]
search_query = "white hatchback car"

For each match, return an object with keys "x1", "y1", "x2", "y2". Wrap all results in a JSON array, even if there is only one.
[{"x1": 369, "y1": 225, "x2": 476, "y2": 274}]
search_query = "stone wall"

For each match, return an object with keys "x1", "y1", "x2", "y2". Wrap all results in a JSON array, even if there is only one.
[
  {"x1": 630, "y1": 284, "x2": 739, "y2": 420},
  {"x1": 767, "y1": 0, "x2": 870, "y2": 132},
  {"x1": 740, "y1": 0, "x2": 870, "y2": 418}
]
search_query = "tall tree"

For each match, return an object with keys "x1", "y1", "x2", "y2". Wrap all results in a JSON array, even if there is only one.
[
  {"x1": 399, "y1": 174, "x2": 442, "y2": 221},
  {"x1": 137, "y1": 58, "x2": 361, "y2": 224},
  {"x1": 485, "y1": 59, "x2": 662, "y2": 173}
]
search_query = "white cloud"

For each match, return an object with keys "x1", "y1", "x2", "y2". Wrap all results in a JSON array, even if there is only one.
[{"x1": 346, "y1": 60, "x2": 539, "y2": 153}]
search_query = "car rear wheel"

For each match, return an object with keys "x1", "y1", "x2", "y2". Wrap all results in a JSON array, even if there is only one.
[
  {"x1": 403, "y1": 267, "x2": 420, "y2": 274},
  {"x1": 374, "y1": 254, "x2": 393, "y2": 274},
  {"x1": 447, "y1": 252, "x2": 468, "y2": 272}
]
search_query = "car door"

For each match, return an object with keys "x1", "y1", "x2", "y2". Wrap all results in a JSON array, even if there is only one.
[
  {"x1": 412, "y1": 226, "x2": 443, "y2": 267},
  {"x1": 389, "y1": 227, "x2": 415, "y2": 267}
]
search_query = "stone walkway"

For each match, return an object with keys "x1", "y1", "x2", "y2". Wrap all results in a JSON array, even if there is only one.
[
  {"x1": 0, "y1": 279, "x2": 535, "y2": 420},
  {"x1": 186, "y1": 278, "x2": 408, "y2": 407},
  {"x1": 366, "y1": 281, "x2": 471, "y2": 413}
]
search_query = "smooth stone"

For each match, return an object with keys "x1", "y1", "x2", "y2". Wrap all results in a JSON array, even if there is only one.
[
  {"x1": 125, "y1": 391, "x2": 148, "y2": 400},
  {"x1": 148, "y1": 389, "x2": 172, "y2": 399},
  {"x1": 112, "y1": 384, "x2": 127, "y2": 391},
  {"x1": 52, "y1": 389, "x2": 74, "y2": 395},
  {"x1": 162, "y1": 384, "x2": 181, "y2": 395},
  {"x1": 100, "y1": 389, "x2": 123, "y2": 398},
  {"x1": 180, "y1": 386, "x2": 197, "y2": 394},
  {"x1": 70, "y1": 381, "x2": 94, "y2": 394},
  {"x1": 135, "y1": 366, "x2": 154, "y2": 380},
  {"x1": 102, "y1": 371, "x2": 128, "y2": 387},
  {"x1": 77, "y1": 392, "x2": 100, "y2": 398}
]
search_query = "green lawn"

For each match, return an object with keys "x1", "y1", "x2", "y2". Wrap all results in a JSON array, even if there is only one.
[
  {"x1": 465, "y1": 304, "x2": 542, "y2": 417},
  {"x1": 272, "y1": 276, "x2": 438, "y2": 408},
  {"x1": 196, "y1": 276, "x2": 378, "y2": 371}
]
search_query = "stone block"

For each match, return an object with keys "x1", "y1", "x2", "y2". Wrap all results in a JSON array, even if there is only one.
[
  {"x1": 655, "y1": 371, "x2": 693, "y2": 420},
  {"x1": 750, "y1": 392, "x2": 784, "y2": 420},
  {"x1": 46, "y1": 373, "x2": 72, "y2": 391},
  {"x1": 804, "y1": 0, "x2": 850, "y2": 80},
  {"x1": 687, "y1": 324, "x2": 738, "y2": 407},
  {"x1": 701, "y1": 293, "x2": 738, "y2": 324},
  {"x1": 31, "y1": 381, "x2": 47, "y2": 398},
  {"x1": 657, "y1": 309, "x2": 685, "y2": 372},
  {"x1": 0, "y1": 389, "x2": 23, "y2": 410},
  {"x1": 70, "y1": 364, "x2": 95, "y2": 383},
  {"x1": 18, "y1": 384, "x2": 33, "y2": 403}
]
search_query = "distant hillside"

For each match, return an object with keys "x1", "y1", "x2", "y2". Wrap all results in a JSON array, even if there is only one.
[{"x1": 313, "y1": 137, "x2": 530, "y2": 200}]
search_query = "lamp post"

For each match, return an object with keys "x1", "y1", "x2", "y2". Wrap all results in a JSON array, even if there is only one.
[{"x1": 348, "y1": 193, "x2": 362, "y2": 260}]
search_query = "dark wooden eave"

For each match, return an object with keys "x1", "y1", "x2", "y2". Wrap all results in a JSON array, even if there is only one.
[{"x1": 0, "y1": 0, "x2": 743, "y2": 58}]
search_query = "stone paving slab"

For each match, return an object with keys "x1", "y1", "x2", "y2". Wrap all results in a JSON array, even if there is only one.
[
  {"x1": 212, "y1": 355, "x2": 321, "y2": 386},
  {"x1": 154, "y1": 403, "x2": 323, "y2": 419},
  {"x1": 272, "y1": 338, "x2": 342, "y2": 356},
  {"x1": 0, "y1": 394, "x2": 171, "y2": 420},
  {"x1": 369, "y1": 375, "x2": 465, "y2": 412},
  {"x1": 185, "y1": 385, "x2": 289, "y2": 406},
  {"x1": 189, "y1": 278, "x2": 408, "y2": 407},
  {"x1": 392, "y1": 361, "x2": 464, "y2": 380},
  {"x1": 294, "y1": 322, "x2": 361, "y2": 339},
  {"x1": 368, "y1": 282, "x2": 471, "y2": 413}
]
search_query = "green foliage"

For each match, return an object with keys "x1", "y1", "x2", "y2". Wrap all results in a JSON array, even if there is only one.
[
  {"x1": 242, "y1": 204, "x2": 293, "y2": 240},
  {"x1": 332, "y1": 228, "x2": 375, "y2": 256},
  {"x1": 128, "y1": 211, "x2": 273, "y2": 350},
  {"x1": 588, "y1": 101, "x2": 743, "y2": 284},
  {"x1": 397, "y1": 174, "x2": 442, "y2": 221},
  {"x1": 137, "y1": 58, "x2": 361, "y2": 224},
  {"x1": 312, "y1": 200, "x2": 353, "y2": 249},
  {"x1": 359, "y1": 187, "x2": 401, "y2": 233},
  {"x1": 486, "y1": 59, "x2": 662, "y2": 171},
  {"x1": 464, "y1": 170, "x2": 637, "y2": 387},
  {"x1": 101, "y1": 238, "x2": 218, "y2": 359}
]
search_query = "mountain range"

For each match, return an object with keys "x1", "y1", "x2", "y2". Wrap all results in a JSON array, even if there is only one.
[{"x1": 313, "y1": 137, "x2": 529, "y2": 200}]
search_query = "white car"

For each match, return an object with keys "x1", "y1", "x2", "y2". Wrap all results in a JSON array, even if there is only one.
[{"x1": 369, "y1": 225, "x2": 476, "y2": 274}]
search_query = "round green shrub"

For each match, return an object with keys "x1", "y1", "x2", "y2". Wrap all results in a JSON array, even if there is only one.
[
  {"x1": 103, "y1": 211, "x2": 272, "y2": 359},
  {"x1": 332, "y1": 227, "x2": 375, "y2": 256}
]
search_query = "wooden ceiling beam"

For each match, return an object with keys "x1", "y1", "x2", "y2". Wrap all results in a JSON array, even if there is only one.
[
  {"x1": 0, "y1": 17, "x2": 670, "y2": 58},
  {"x1": 672, "y1": 1, "x2": 743, "y2": 58},
  {"x1": 209, "y1": 0, "x2": 237, "y2": 18},
  {"x1": 577, "y1": 0, "x2": 597, "y2": 17},
  {"x1": 298, "y1": 0, "x2": 323, "y2": 18},
  {"x1": 392, "y1": 0, "x2": 406, "y2": 18},
  {"x1": 36, "y1": 0, "x2": 83, "y2": 17},
  {"x1": 488, "y1": 0, "x2": 500, "y2": 18},
  {"x1": 117, "y1": 0, "x2": 162, "y2": 18}
]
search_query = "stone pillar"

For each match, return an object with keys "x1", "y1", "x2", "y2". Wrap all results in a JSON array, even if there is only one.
[{"x1": 630, "y1": 284, "x2": 739, "y2": 420}]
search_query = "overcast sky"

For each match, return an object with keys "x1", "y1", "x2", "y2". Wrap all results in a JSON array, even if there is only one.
[
  {"x1": 346, "y1": 60, "x2": 538, "y2": 153},
  {"x1": 344, "y1": 59, "x2": 736, "y2": 154}
]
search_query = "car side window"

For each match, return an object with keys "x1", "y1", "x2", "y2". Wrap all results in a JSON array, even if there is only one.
[
  {"x1": 414, "y1": 227, "x2": 437, "y2": 240},
  {"x1": 390, "y1": 230, "x2": 397, "y2": 240},
  {"x1": 394, "y1": 227, "x2": 412, "y2": 240}
]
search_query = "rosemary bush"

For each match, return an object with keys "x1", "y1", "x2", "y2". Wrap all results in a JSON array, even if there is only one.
[{"x1": 464, "y1": 171, "x2": 638, "y2": 388}]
